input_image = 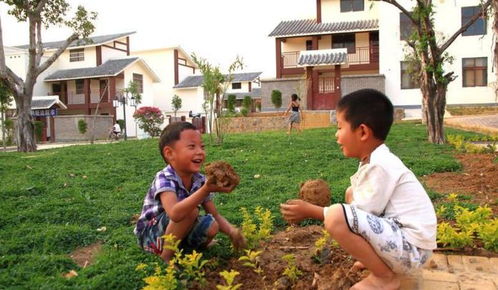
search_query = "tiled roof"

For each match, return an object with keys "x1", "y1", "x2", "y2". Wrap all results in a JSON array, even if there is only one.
[
  {"x1": 298, "y1": 49, "x2": 348, "y2": 66},
  {"x1": 174, "y1": 72, "x2": 262, "y2": 89},
  {"x1": 44, "y1": 57, "x2": 139, "y2": 81},
  {"x1": 31, "y1": 96, "x2": 67, "y2": 110},
  {"x1": 223, "y1": 88, "x2": 262, "y2": 100},
  {"x1": 15, "y1": 32, "x2": 135, "y2": 50},
  {"x1": 269, "y1": 19, "x2": 378, "y2": 37}
]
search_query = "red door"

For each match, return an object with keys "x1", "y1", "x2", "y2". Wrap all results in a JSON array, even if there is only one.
[{"x1": 312, "y1": 72, "x2": 340, "y2": 110}]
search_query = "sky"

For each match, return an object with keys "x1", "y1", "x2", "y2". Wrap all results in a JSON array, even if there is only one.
[{"x1": 0, "y1": 0, "x2": 316, "y2": 78}]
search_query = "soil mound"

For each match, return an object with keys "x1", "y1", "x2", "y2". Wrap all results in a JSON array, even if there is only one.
[
  {"x1": 298, "y1": 179, "x2": 331, "y2": 207},
  {"x1": 205, "y1": 161, "x2": 240, "y2": 188}
]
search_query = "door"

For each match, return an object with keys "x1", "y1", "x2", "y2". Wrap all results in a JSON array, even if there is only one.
[{"x1": 312, "y1": 71, "x2": 340, "y2": 110}]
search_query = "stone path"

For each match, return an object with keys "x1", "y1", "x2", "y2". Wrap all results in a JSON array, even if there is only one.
[
  {"x1": 400, "y1": 253, "x2": 498, "y2": 289},
  {"x1": 445, "y1": 114, "x2": 498, "y2": 135}
]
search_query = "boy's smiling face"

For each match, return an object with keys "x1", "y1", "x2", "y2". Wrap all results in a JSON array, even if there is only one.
[
  {"x1": 335, "y1": 110, "x2": 362, "y2": 159},
  {"x1": 164, "y1": 129, "x2": 205, "y2": 175}
]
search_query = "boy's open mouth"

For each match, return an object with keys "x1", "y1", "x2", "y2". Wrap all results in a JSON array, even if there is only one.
[{"x1": 192, "y1": 159, "x2": 203, "y2": 164}]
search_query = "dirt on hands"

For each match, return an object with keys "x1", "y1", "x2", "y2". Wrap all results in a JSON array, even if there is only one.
[
  {"x1": 298, "y1": 179, "x2": 331, "y2": 207},
  {"x1": 205, "y1": 161, "x2": 240, "y2": 189}
]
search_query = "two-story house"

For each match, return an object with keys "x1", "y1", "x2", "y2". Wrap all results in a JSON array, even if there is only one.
[
  {"x1": 265, "y1": 0, "x2": 495, "y2": 117},
  {"x1": 7, "y1": 32, "x2": 160, "y2": 140}
]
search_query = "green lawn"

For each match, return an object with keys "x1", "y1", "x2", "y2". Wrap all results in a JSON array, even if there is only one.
[{"x1": 0, "y1": 124, "x2": 466, "y2": 288}]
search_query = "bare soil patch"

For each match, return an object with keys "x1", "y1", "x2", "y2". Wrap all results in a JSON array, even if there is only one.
[
  {"x1": 69, "y1": 242, "x2": 102, "y2": 268},
  {"x1": 299, "y1": 179, "x2": 331, "y2": 207}
]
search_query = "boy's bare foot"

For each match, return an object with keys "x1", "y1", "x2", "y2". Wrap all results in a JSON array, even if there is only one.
[
  {"x1": 229, "y1": 228, "x2": 247, "y2": 250},
  {"x1": 352, "y1": 261, "x2": 366, "y2": 271},
  {"x1": 350, "y1": 273, "x2": 400, "y2": 290},
  {"x1": 206, "y1": 238, "x2": 218, "y2": 248}
]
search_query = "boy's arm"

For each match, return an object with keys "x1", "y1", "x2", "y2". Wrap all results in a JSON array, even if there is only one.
[
  {"x1": 280, "y1": 199, "x2": 324, "y2": 224},
  {"x1": 202, "y1": 200, "x2": 234, "y2": 234},
  {"x1": 345, "y1": 186, "x2": 353, "y2": 204},
  {"x1": 161, "y1": 182, "x2": 234, "y2": 223}
]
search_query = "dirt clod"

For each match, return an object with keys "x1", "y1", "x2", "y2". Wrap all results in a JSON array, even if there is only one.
[
  {"x1": 298, "y1": 179, "x2": 331, "y2": 207},
  {"x1": 205, "y1": 161, "x2": 240, "y2": 188}
]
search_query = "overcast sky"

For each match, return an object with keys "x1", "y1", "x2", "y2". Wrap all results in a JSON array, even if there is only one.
[{"x1": 1, "y1": 0, "x2": 316, "y2": 78}]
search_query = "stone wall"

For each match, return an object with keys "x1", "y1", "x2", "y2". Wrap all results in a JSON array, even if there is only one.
[
  {"x1": 219, "y1": 111, "x2": 333, "y2": 133},
  {"x1": 341, "y1": 74, "x2": 386, "y2": 96},
  {"x1": 54, "y1": 115, "x2": 113, "y2": 141},
  {"x1": 260, "y1": 77, "x2": 306, "y2": 111}
]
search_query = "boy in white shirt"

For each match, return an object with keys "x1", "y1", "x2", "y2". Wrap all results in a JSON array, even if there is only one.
[{"x1": 280, "y1": 89, "x2": 436, "y2": 290}]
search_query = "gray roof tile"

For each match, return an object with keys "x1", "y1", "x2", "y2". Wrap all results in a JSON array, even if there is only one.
[
  {"x1": 269, "y1": 19, "x2": 378, "y2": 37},
  {"x1": 15, "y1": 32, "x2": 135, "y2": 50},
  {"x1": 31, "y1": 97, "x2": 67, "y2": 110},
  {"x1": 298, "y1": 49, "x2": 347, "y2": 66},
  {"x1": 44, "y1": 57, "x2": 138, "y2": 81},
  {"x1": 174, "y1": 72, "x2": 262, "y2": 88}
]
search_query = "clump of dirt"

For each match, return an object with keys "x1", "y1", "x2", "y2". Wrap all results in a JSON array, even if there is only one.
[
  {"x1": 202, "y1": 225, "x2": 365, "y2": 290},
  {"x1": 298, "y1": 179, "x2": 331, "y2": 207},
  {"x1": 69, "y1": 242, "x2": 102, "y2": 268},
  {"x1": 205, "y1": 161, "x2": 240, "y2": 188}
]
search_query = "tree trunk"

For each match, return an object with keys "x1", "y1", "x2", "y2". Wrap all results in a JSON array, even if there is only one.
[
  {"x1": 15, "y1": 95, "x2": 36, "y2": 152},
  {"x1": 494, "y1": 0, "x2": 498, "y2": 101}
]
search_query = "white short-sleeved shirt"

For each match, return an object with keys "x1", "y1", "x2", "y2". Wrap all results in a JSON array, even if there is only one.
[{"x1": 343, "y1": 144, "x2": 437, "y2": 250}]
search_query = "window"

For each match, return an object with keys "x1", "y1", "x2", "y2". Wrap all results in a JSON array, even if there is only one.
[
  {"x1": 400, "y1": 61, "x2": 419, "y2": 89},
  {"x1": 462, "y1": 6, "x2": 486, "y2": 36},
  {"x1": 340, "y1": 0, "x2": 364, "y2": 12},
  {"x1": 231, "y1": 82, "x2": 242, "y2": 90},
  {"x1": 306, "y1": 40, "x2": 313, "y2": 50},
  {"x1": 332, "y1": 34, "x2": 355, "y2": 54},
  {"x1": 69, "y1": 48, "x2": 84, "y2": 62},
  {"x1": 400, "y1": 13, "x2": 416, "y2": 41},
  {"x1": 133, "y1": 73, "x2": 143, "y2": 93},
  {"x1": 75, "y1": 79, "x2": 84, "y2": 94},
  {"x1": 462, "y1": 57, "x2": 487, "y2": 87}
]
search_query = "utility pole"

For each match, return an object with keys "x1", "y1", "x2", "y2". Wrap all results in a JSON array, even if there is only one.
[
  {"x1": 1, "y1": 98, "x2": 5, "y2": 151},
  {"x1": 122, "y1": 98, "x2": 127, "y2": 141}
]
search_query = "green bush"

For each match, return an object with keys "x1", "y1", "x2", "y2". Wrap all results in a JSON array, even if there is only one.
[
  {"x1": 33, "y1": 121, "x2": 44, "y2": 142},
  {"x1": 271, "y1": 90, "x2": 282, "y2": 110},
  {"x1": 241, "y1": 108, "x2": 249, "y2": 117},
  {"x1": 227, "y1": 94, "x2": 236, "y2": 113},
  {"x1": 116, "y1": 119, "x2": 125, "y2": 131},
  {"x1": 256, "y1": 102, "x2": 261, "y2": 112},
  {"x1": 243, "y1": 96, "x2": 252, "y2": 111},
  {"x1": 77, "y1": 119, "x2": 87, "y2": 134}
]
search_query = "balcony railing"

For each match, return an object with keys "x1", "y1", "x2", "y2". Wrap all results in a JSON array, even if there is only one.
[
  {"x1": 67, "y1": 91, "x2": 85, "y2": 105},
  {"x1": 282, "y1": 46, "x2": 379, "y2": 69}
]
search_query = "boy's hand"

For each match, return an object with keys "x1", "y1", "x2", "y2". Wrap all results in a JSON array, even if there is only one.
[
  {"x1": 280, "y1": 199, "x2": 314, "y2": 224},
  {"x1": 204, "y1": 178, "x2": 236, "y2": 193},
  {"x1": 228, "y1": 226, "x2": 247, "y2": 250}
]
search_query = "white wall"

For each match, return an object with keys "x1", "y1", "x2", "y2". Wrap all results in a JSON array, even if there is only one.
[
  {"x1": 173, "y1": 87, "x2": 205, "y2": 116},
  {"x1": 379, "y1": 0, "x2": 496, "y2": 107},
  {"x1": 49, "y1": 47, "x2": 97, "y2": 70},
  {"x1": 321, "y1": 0, "x2": 379, "y2": 22},
  {"x1": 101, "y1": 45, "x2": 127, "y2": 63}
]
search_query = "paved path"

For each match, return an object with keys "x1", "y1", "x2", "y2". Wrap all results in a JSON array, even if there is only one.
[
  {"x1": 400, "y1": 253, "x2": 498, "y2": 290},
  {"x1": 445, "y1": 114, "x2": 498, "y2": 135},
  {"x1": 1, "y1": 139, "x2": 117, "y2": 152}
]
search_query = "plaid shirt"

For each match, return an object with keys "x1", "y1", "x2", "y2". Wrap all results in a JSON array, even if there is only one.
[{"x1": 134, "y1": 165, "x2": 213, "y2": 236}]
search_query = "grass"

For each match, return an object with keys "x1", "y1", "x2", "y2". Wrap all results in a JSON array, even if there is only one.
[{"x1": 0, "y1": 124, "x2": 467, "y2": 288}]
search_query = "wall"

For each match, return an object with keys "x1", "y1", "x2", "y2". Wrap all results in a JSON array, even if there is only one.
[
  {"x1": 54, "y1": 115, "x2": 113, "y2": 141},
  {"x1": 260, "y1": 77, "x2": 306, "y2": 111},
  {"x1": 50, "y1": 47, "x2": 97, "y2": 70},
  {"x1": 379, "y1": 0, "x2": 496, "y2": 106},
  {"x1": 341, "y1": 74, "x2": 385, "y2": 96},
  {"x1": 321, "y1": 0, "x2": 379, "y2": 22}
]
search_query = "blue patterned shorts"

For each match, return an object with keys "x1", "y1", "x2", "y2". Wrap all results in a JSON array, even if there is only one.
[
  {"x1": 137, "y1": 211, "x2": 215, "y2": 255},
  {"x1": 341, "y1": 204, "x2": 432, "y2": 274}
]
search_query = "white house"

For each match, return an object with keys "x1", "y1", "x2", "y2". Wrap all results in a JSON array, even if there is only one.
[{"x1": 265, "y1": 0, "x2": 496, "y2": 117}]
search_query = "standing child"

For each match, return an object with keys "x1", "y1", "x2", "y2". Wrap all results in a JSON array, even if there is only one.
[
  {"x1": 283, "y1": 93, "x2": 303, "y2": 135},
  {"x1": 134, "y1": 122, "x2": 244, "y2": 262},
  {"x1": 280, "y1": 89, "x2": 436, "y2": 289}
]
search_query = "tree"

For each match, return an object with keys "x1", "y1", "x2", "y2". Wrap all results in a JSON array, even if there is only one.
[
  {"x1": 191, "y1": 54, "x2": 243, "y2": 144},
  {"x1": 271, "y1": 90, "x2": 282, "y2": 111},
  {"x1": 171, "y1": 94, "x2": 182, "y2": 117},
  {"x1": 0, "y1": 1, "x2": 97, "y2": 152},
  {"x1": 0, "y1": 80, "x2": 13, "y2": 151},
  {"x1": 493, "y1": 0, "x2": 498, "y2": 100},
  {"x1": 227, "y1": 94, "x2": 236, "y2": 113},
  {"x1": 133, "y1": 106, "x2": 164, "y2": 137},
  {"x1": 374, "y1": 0, "x2": 492, "y2": 144},
  {"x1": 243, "y1": 95, "x2": 252, "y2": 111}
]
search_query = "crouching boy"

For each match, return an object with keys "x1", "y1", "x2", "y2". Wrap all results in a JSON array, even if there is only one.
[
  {"x1": 134, "y1": 122, "x2": 244, "y2": 262},
  {"x1": 280, "y1": 89, "x2": 436, "y2": 289}
]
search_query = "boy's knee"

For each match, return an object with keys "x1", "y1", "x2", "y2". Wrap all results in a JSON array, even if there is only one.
[
  {"x1": 324, "y1": 204, "x2": 347, "y2": 237},
  {"x1": 207, "y1": 220, "x2": 219, "y2": 238}
]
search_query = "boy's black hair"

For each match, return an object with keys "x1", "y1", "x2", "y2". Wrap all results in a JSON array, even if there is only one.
[
  {"x1": 337, "y1": 89, "x2": 393, "y2": 141},
  {"x1": 158, "y1": 121, "x2": 197, "y2": 162}
]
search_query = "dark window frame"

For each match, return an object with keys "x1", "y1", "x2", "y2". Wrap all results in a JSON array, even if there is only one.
[
  {"x1": 132, "y1": 73, "x2": 143, "y2": 93},
  {"x1": 69, "y1": 48, "x2": 84, "y2": 62},
  {"x1": 461, "y1": 6, "x2": 486, "y2": 36},
  {"x1": 306, "y1": 40, "x2": 313, "y2": 50},
  {"x1": 462, "y1": 57, "x2": 487, "y2": 87},
  {"x1": 340, "y1": 0, "x2": 364, "y2": 12},
  {"x1": 400, "y1": 61, "x2": 420, "y2": 89},
  {"x1": 75, "y1": 79, "x2": 84, "y2": 94},
  {"x1": 231, "y1": 82, "x2": 242, "y2": 90},
  {"x1": 332, "y1": 34, "x2": 356, "y2": 54}
]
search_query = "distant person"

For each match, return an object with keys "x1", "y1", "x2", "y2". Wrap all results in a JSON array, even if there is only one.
[
  {"x1": 109, "y1": 122, "x2": 121, "y2": 140},
  {"x1": 283, "y1": 93, "x2": 303, "y2": 135},
  {"x1": 280, "y1": 89, "x2": 436, "y2": 289},
  {"x1": 134, "y1": 122, "x2": 245, "y2": 263}
]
